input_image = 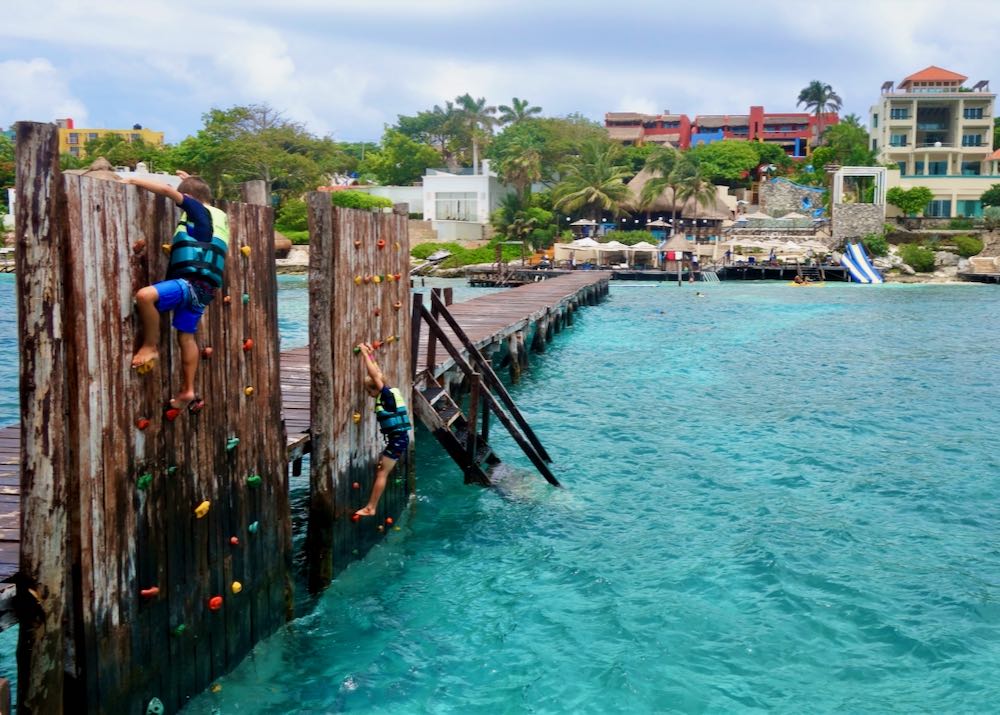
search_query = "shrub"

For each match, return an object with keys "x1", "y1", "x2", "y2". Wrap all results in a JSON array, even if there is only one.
[
  {"x1": 898, "y1": 243, "x2": 936, "y2": 272},
  {"x1": 948, "y1": 217, "x2": 974, "y2": 230},
  {"x1": 275, "y1": 198, "x2": 308, "y2": 233},
  {"x1": 602, "y1": 230, "x2": 657, "y2": 246},
  {"x1": 283, "y1": 230, "x2": 310, "y2": 245},
  {"x1": 330, "y1": 190, "x2": 393, "y2": 210},
  {"x1": 952, "y1": 234, "x2": 984, "y2": 257},
  {"x1": 984, "y1": 206, "x2": 1000, "y2": 230},
  {"x1": 410, "y1": 241, "x2": 521, "y2": 268},
  {"x1": 886, "y1": 186, "x2": 934, "y2": 216},
  {"x1": 861, "y1": 232, "x2": 889, "y2": 257}
]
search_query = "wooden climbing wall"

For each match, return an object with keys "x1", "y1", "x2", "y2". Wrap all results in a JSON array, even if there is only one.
[
  {"x1": 15, "y1": 123, "x2": 290, "y2": 714},
  {"x1": 305, "y1": 199, "x2": 412, "y2": 591}
]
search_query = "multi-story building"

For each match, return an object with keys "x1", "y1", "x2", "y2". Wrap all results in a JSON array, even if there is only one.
[
  {"x1": 56, "y1": 118, "x2": 165, "y2": 158},
  {"x1": 605, "y1": 107, "x2": 837, "y2": 157},
  {"x1": 869, "y1": 66, "x2": 996, "y2": 217}
]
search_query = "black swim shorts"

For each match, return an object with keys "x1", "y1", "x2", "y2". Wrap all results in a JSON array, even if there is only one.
[{"x1": 382, "y1": 432, "x2": 409, "y2": 461}]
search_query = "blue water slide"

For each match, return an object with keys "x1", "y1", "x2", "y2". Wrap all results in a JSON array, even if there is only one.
[{"x1": 841, "y1": 241, "x2": 884, "y2": 284}]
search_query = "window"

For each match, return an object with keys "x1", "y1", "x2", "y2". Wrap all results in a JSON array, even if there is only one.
[
  {"x1": 435, "y1": 192, "x2": 477, "y2": 222},
  {"x1": 897, "y1": 161, "x2": 907, "y2": 173},
  {"x1": 961, "y1": 134, "x2": 983, "y2": 146},
  {"x1": 963, "y1": 107, "x2": 983, "y2": 119},
  {"x1": 872, "y1": 113, "x2": 878, "y2": 127},
  {"x1": 961, "y1": 161, "x2": 981, "y2": 176},
  {"x1": 925, "y1": 199, "x2": 951, "y2": 217},
  {"x1": 928, "y1": 161, "x2": 948, "y2": 176},
  {"x1": 69, "y1": 146, "x2": 79, "y2": 156},
  {"x1": 68, "y1": 133, "x2": 78, "y2": 144},
  {"x1": 88, "y1": 133, "x2": 98, "y2": 140},
  {"x1": 890, "y1": 108, "x2": 909, "y2": 119},
  {"x1": 956, "y1": 200, "x2": 983, "y2": 217},
  {"x1": 914, "y1": 161, "x2": 925, "y2": 175},
  {"x1": 889, "y1": 134, "x2": 908, "y2": 147},
  {"x1": 130, "y1": 133, "x2": 141, "y2": 142},
  {"x1": 871, "y1": 139, "x2": 878, "y2": 152}
]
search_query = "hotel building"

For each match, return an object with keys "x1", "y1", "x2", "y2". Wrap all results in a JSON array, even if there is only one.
[{"x1": 56, "y1": 118, "x2": 165, "y2": 158}]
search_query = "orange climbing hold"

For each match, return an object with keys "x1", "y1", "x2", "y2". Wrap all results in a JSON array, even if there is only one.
[
  {"x1": 377, "y1": 239, "x2": 386, "y2": 249},
  {"x1": 352, "y1": 482, "x2": 360, "y2": 489},
  {"x1": 372, "y1": 340, "x2": 382, "y2": 350},
  {"x1": 136, "y1": 417, "x2": 151, "y2": 431},
  {"x1": 394, "y1": 301, "x2": 402, "y2": 310},
  {"x1": 354, "y1": 240, "x2": 361, "y2": 248},
  {"x1": 140, "y1": 586, "x2": 160, "y2": 599},
  {"x1": 386, "y1": 517, "x2": 394, "y2": 525},
  {"x1": 208, "y1": 596, "x2": 223, "y2": 611},
  {"x1": 132, "y1": 239, "x2": 146, "y2": 254},
  {"x1": 242, "y1": 338, "x2": 254, "y2": 352},
  {"x1": 223, "y1": 295, "x2": 232, "y2": 304}
]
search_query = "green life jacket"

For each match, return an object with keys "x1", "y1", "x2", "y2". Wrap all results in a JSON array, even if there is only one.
[
  {"x1": 168, "y1": 204, "x2": 230, "y2": 288},
  {"x1": 375, "y1": 387, "x2": 411, "y2": 436}
]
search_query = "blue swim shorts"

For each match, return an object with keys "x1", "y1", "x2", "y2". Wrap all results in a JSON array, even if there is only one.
[
  {"x1": 382, "y1": 432, "x2": 410, "y2": 461},
  {"x1": 153, "y1": 278, "x2": 205, "y2": 334}
]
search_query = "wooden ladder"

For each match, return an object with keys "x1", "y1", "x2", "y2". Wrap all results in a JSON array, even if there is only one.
[{"x1": 410, "y1": 289, "x2": 559, "y2": 487}]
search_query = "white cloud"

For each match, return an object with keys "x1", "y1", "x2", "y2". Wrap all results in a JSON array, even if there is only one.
[{"x1": 0, "y1": 58, "x2": 87, "y2": 126}]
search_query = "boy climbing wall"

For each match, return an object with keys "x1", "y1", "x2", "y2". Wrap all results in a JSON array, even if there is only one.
[
  {"x1": 356, "y1": 342, "x2": 411, "y2": 517},
  {"x1": 126, "y1": 171, "x2": 229, "y2": 414}
]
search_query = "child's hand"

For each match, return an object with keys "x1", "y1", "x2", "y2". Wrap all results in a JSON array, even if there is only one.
[{"x1": 357, "y1": 343, "x2": 371, "y2": 356}]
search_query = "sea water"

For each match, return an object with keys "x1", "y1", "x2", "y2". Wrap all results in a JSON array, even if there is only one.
[{"x1": 3, "y1": 276, "x2": 1000, "y2": 712}]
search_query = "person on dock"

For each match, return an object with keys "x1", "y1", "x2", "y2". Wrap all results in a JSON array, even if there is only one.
[
  {"x1": 126, "y1": 171, "x2": 229, "y2": 413},
  {"x1": 355, "y1": 342, "x2": 411, "y2": 517}
]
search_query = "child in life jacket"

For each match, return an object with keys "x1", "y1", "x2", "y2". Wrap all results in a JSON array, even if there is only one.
[
  {"x1": 126, "y1": 171, "x2": 229, "y2": 413},
  {"x1": 356, "y1": 342, "x2": 411, "y2": 517}
]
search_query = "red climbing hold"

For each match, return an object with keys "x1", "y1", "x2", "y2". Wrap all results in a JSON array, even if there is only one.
[
  {"x1": 201, "y1": 346, "x2": 213, "y2": 359},
  {"x1": 223, "y1": 295, "x2": 232, "y2": 304},
  {"x1": 372, "y1": 340, "x2": 382, "y2": 350},
  {"x1": 374, "y1": 308, "x2": 381, "y2": 317},
  {"x1": 188, "y1": 397, "x2": 205, "y2": 414},
  {"x1": 394, "y1": 273, "x2": 402, "y2": 281},
  {"x1": 351, "y1": 513, "x2": 361, "y2": 523},
  {"x1": 230, "y1": 536, "x2": 240, "y2": 546},
  {"x1": 352, "y1": 482, "x2": 360, "y2": 490},
  {"x1": 140, "y1": 586, "x2": 160, "y2": 599},
  {"x1": 163, "y1": 402, "x2": 181, "y2": 422},
  {"x1": 386, "y1": 517, "x2": 394, "y2": 525},
  {"x1": 136, "y1": 417, "x2": 151, "y2": 430},
  {"x1": 377, "y1": 239, "x2": 386, "y2": 249},
  {"x1": 208, "y1": 596, "x2": 223, "y2": 611},
  {"x1": 243, "y1": 338, "x2": 254, "y2": 352}
]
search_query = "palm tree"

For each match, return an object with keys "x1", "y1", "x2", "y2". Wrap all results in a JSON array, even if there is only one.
[
  {"x1": 640, "y1": 147, "x2": 697, "y2": 237},
  {"x1": 797, "y1": 80, "x2": 843, "y2": 145},
  {"x1": 499, "y1": 146, "x2": 542, "y2": 201},
  {"x1": 498, "y1": 97, "x2": 542, "y2": 126},
  {"x1": 455, "y1": 94, "x2": 497, "y2": 174},
  {"x1": 552, "y1": 141, "x2": 632, "y2": 221}
]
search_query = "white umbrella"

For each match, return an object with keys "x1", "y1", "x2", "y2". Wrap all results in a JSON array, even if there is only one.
[
  {"x1": 629, "y1": 241, "x2": 659, "y2": 251},
  {"x1": 570, "y1": 218, "x2": 597, "y2": 226},
  {"x1": 600, "y1": 240, "x2": 630, "y2": 250},
  {"x1": 645, "y1": 218, "x2": 671, "y2": 227},
  {"x1": 569, "y1": 237, "x2": 601, "y2": 248}
]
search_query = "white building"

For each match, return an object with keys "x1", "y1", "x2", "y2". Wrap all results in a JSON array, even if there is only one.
[
  {"x1": 870, "y1": 66, "x2": 997, "y2": 218},
  {"x1": 422, "y1": 160, "x2": 511, "y2": 240}
]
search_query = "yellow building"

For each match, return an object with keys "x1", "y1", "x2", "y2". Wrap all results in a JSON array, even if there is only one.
[{"x1": 56, "y1": 118, "x2": 164, "y2": 158}]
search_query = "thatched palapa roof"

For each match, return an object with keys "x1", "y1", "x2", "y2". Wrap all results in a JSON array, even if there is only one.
[{"x1": 625, "y1": 169, "x2": 730, "y2": 219}]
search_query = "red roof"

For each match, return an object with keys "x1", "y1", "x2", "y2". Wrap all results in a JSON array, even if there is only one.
[
  {"x1": 988, "y1": 148, "x2": 1000, "y2": 161},
  {"x1": 900, "y1": 66, "x2": 967, "y2": 85}
]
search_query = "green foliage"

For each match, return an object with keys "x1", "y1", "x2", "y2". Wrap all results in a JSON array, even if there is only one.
[
  {"x1": 898, "y1": 243, "x2": 936, "y2": 272},
  {"x1": 952, "y1": 234, "x2": 984, "y2": 257},
  {"x1": 621, "y1": 144, "x2": 657, "y2": 177},
  {"x1": 886, "y1": 186, "x2": 934, "y2": 216},
  {"x1": 979, "y1": 183, "x2": 1000, "y2": 207},
  {"x1": 948, "y1": 217, "x2": 974, "y2": 230},
  {"x1": 861, "y1": 232, "x2": 888, "y2": 257},
  {"x1": 83, "y1": 133, "x2": 168, "y2": 170},
  {"x1": 984, "y1": 206, "x2": 1000, "y2": 230},
  {"x1": 552, "y1": 140, "x2": 631, "y2": 219},
  {"x1": 276, "y1": 198, "x2": 309, "y2": 232},
  {"x1": 411, "y1": 241, "x2": 521, "y2": 269},
  {"x1": 490, "y1": 115, "x2": 606, "y2": 184},
  {"x1": 0, "y1": 134, "x2": 13, "y2": 213},
  {"x1": 329, "y1": 190, "x2": 393, "y2": 210},
  {"x1": 810, "y1": 121, "x2": 878, "y2": 168},
  {"x1": 688, "y1": 140, "x2": 759, "y2": 187},
  {"x1": 361, "y1": 129, "x2": 439, "y2": 186},
  {"x1": 282, "y1": 230, "x2": 310, "y2": 245},
  {"x1": 497, "y1": 97, "x2": 542, "y2": 125},
  {"x1": 602, "y1": 230, "x2": 656, "y2": 246}
]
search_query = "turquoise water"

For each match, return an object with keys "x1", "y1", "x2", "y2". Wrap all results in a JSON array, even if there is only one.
[{"x1": 4, "y1": 276, "x2": 1000, "y2": 712}]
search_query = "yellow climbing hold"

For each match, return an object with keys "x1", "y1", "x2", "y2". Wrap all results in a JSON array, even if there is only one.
[
  {"x1": 240, "y1": 245, "x2": 251, "y2": 256},
  {"x1": 372, "y1": 275, "x2": 382, "y2": 284},
  {"x1": 161, "y1": 243, "x2": 172, "y2": 255},
  {"x1": 194, "y1": 500, "x2": 210, "y2": 519},
  {"x1": 354, "y1": 275, "x2": 362, "y2": 285},
  {"x1": 244, "y1": 386, "x2": 254, "y2": 396},
  {"x1": 211, "y1": 683, "x2": 222, "y2": 693},
  {"x1": 386, "y1": 273, "x2": 395, "y2": 282},
  {"x1": 352, "y1": 412, "x2": 361, "y2": 424},
  {"x1": 231, "y1": 581, "x2": 243, "y2": 594}
]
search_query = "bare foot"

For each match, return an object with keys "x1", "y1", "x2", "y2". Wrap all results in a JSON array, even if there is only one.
[
  {"x1": 132, "y1": 346, "x2": 158, "y2": 370},
  {"x1": 354, "y1": 506, "x2": 376, "y2": 517},
  {"x1": 170, "y1": 389, "x2": 196, "y2": 408}
]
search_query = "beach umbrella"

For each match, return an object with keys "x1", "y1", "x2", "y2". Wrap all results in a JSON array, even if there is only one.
[
  {"x1": 645, "y1": 218, "x2": 672, "y2": 227},
  {"x1": 570, "y1": 218, "x2": 597, "y2": 226}
]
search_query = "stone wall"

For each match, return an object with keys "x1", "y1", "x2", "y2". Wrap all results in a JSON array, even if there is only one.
[
  {"x1": 832, "y1": 204, "x2": 885, "y2": 242},
  {"x1": 759, "y1": 178, "x2": 825, "y2": 216}
]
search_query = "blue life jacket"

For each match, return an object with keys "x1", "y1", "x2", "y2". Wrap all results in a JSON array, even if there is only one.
[
  {"x1": 375, "y1": 387, "x2": 411, "y2": 436},
  {"x1": 168, "y1": 204, "x2": 229, "y2": 288}
]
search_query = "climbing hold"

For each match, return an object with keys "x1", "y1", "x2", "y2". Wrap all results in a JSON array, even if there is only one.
[
  {"x1": 249, "y1": 521, "x2": 259, "y2": 533},
  {"x1": 386, "y1": 517, "x2": 394, "y2": 526},
  {"x1": 393, "y1": 477, "x2": 403, "y2": 486},
  {"x1": 161, "y1": 243, "x2": 172, "y2": 255},
  {"x1": 211, "y1": 683, "x2": 223, "y2": 694},
  {"x1": 385, "y1": 335, "x2": 396, "y2": 344},
  {"x1": 244, "y1": 386, "x2": 254, "y2": 396},
  {"x1": 378, "y1": 525, "x2": 384, "y2": 533},
  {"x1": 354, "y1": 240, "x2": 361, "y2": 248},
  {"x1": 189, "y1": 397, "x2": 205, "y2": 414},
  {"x1": 166, "y1": 465, "x2": 178, "y2": 475},
  {"x1": 393, "y1": 301, "x2": 402, "y2": 310},
  {"x1": 394, "y1": 243, "x2": 400, "y2": 252},
  {"x1": 132, "y1": 239, "x2": 146, "y2": 254},
  {"x1": 243, "y1": 338, "x2": 254, "y2": 352},
  {"x1": 201, "y1": 346, "x2": 213, "y2": 359},
  {"x1": 372, "y1": 340, "x2": 382, "y2": 350},
  {"x1": 386, "y1": 273, "x2": 395, "y2": 283},
  {"x1": 247, "y1": 474, "x2": 262, "y2": 487},
  {"x1": 352, "y1": 481, "x2": 360, "y2": 489},
  {"x1": 170, "y1": 624, "x2": 186, "y2": 637},
  {"x1": 394, "y1": 273, "x2": 402, "y2": 281},
  {"x1": 140, "y1": 586, "x2": 160, "y2": 599},
  {"x1": 374, "y1": 308, "x2": 380, "y2": 317},
  {"x1": 137, "y1": 473, "x2": 153, "y2": 491},
  {"x1": 351, "y1": 513, "x2": 361, "y2": 523},
  {"x1": 372, "y1": 275, "x2": 382, "y2": 284},
  {"x1": 352, "y1": 549, "x2": 359, "y2": 555},
  {"x1": 242, "y1": 293, "x2": 250, "y2": 304},
  {"x1": 227, "y1": 437, "x2": 240, "y2": 451},
  {"x1": 353, "y1": 345, "x2": 362, "y2": 354},
  {"x1": 230, "y1": 536, "x2": 240, "y2": 546},
  {"x1": 377, "y1": 239, "x2": 386, "y2": 249},
  {"x1": 363, "y1": 275, "x2": 372, "y2": 284},
  {"x1": 231, "y1": 581, "x2": 243, "y2": 595},
  {"x1": 223, "y1": 295, "x2": 232, "y2": 304},
  {"x1": 354, "y1": 275, "x2": 362, "y2": 285},
  {"x1": 135, "y1": 360, "x2": 155, "y2": 376},
  {"x1": 194, "y1": 500, "x2": 211, "y2": 519},
  {"x1": 240, "y1": 245, "x2": 251, "y2": 257},
  {"x1": 136, "y1": 417, "x2": 151, "y2": 431},
  {"x1": 352, "y1": 412, "x2": 361, "y2": 424},
  {"x1": 393, "y1": 526, "x2": 401, "y2": 531},
  {"x1": 163, "y1": 402, "x2": 181, "y2": 422},
  {"x1": 146, "y1": 697, "x2": 165, "y2": 715},
  {"x1": 208, "y1": 595, "x2": 223, "y2": 611}
]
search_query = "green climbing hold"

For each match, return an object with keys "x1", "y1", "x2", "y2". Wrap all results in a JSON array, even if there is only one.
[
  {"x1": 242, "y1": 293, "x2": 250, "y2": 304},
  {"x1": 166, "y1": 465, "x2": 178, "y2": 476},
  {"x1": 171, "y1": 624, "x2": 186, "y2": 637},
  {"x1": 226, "y1": 437, "x2": 240, "y2": 451},
  {"x1": 248, "y1": 521, "x2": 259, "y2": 534},
  {"x1": 353, "y1": 346, "x2": 361, "y2": 354},
  {"x1": 247, "y1": 474, "x2": 262, "y2": 487},
  {"x1": 137, "y1": 473, "x2": 153, "y2": 490},
  {"x1": 352, "y1": 549, "x2": 359, "y2": 555}
]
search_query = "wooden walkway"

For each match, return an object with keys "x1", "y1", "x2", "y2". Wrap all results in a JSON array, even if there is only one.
[{"x1": 0, "y1": 272, "x2": 610, "y2": 583}]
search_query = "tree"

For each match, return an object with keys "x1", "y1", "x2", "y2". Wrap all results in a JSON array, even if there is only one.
[
  {"x1": 688, "y1": 140, "x2": 759, "y2": 187},
  {"x1": 552, "y1": 140, "x2": 631, "y2": 220},
  {"x1": 396, "y1": 103, "x2": 461, "y2": 170},
  {"x1": 82, "y1": 133, "x2": 168, "y2": 170},
  {"x1": 498, "y1": 97, "x2": 542, "y2": 126},
  {"x1": 361, "y1": 130, "x2": 440, "y2": 185},
  {"x1": 640, "y1": 147, "x2": 699, "y2": 233},
  {"x1": 489, "y1": 115, "x2": 606, "y2": 184},
  {"x1": 797, "y1": 80, "x2": 843, "y2": 143},
  {"x1": 675, "y1": 168, "x2": 719, "y2": 216},
  {"x1": 980, "y1": 183, "x2": 1000, "y2": 207},
  {"x1": 499, "y1": 145, "x2": 542, "y2": 201},
  {"x1": 886, "y1": 186, "x2": 934, "y2": 216},
  {"x1": 455, "y1": 94, "x2": 497, "y2": 173}
]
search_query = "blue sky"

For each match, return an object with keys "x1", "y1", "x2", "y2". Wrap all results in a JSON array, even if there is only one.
[{"x1": 2, "y1": 0, "x2": 997, "y2": 144}]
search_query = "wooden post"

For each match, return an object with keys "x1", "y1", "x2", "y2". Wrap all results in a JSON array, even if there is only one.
[
  {"x1": 466, "y1": 373, "x2": 480, "y2": 461},
  {"x1": 410, "y1": 292, "x2": 423, "y2": 379},
  {"x1": 506, "y1": 333, "x2": 521, "y2": 383},
  {"x1": 15, "y1": 121, "x2": 68, "y2": 715},
  {"x1": 480, "y1": 390, "x2": 491, "y2": 445},
  {"x1": 427, "y1": 288, "x2": 440, "y2": 372},
  {"x1": 443, "y1": 286, "x2": 453, "y2": 306},
  {"x1": 240, "y1": 180, "x2": 268, "y2": 207}
]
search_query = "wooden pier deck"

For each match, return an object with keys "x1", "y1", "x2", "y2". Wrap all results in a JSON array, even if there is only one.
[{"x1": 0, "y1": 272, "x2": 610, "y2": 584}]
